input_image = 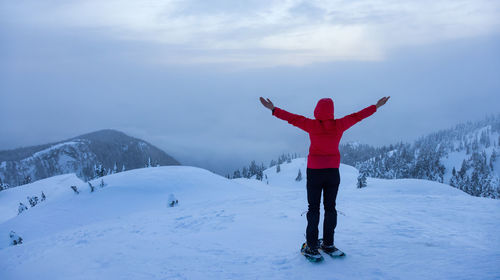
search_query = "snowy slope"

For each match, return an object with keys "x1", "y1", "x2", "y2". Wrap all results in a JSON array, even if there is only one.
[
  {"x1": 0, "y1": 160, "x2": 499, "y2": 280},
  {"x1": 0, "y1": 173, "x2": 84, "y2": 224}
]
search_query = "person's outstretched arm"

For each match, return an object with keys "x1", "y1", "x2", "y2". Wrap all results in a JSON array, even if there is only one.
[
  {"x1": 338, "y1": 96, "x2": 390, "y2": 132},
  {"x1": 259, "y1": 97, "x2": 313, "y2": 132}
]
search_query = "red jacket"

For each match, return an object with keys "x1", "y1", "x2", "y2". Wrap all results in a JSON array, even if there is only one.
[{"x1": 272, "y1": 98, "x2": 377, "y2": 169}]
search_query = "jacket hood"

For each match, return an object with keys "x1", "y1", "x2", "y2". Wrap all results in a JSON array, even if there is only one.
[{"x1": 314, "y1": 98, "x2": 334, "y2": 120}]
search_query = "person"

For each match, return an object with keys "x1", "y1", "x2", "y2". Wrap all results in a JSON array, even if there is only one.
[{"x1": 259, "y1": 96, "x2": 390, "y2": 259}]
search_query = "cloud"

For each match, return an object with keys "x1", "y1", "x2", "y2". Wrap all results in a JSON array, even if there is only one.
[{"x1": 2, "y1": 0, "x2": 499, "y2": 66}]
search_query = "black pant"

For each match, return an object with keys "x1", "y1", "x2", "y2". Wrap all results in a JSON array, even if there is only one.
[{"x1": 306, "y1": 168, "x2": 340, "y2": 248}]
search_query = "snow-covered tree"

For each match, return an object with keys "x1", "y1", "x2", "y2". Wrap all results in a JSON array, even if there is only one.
[
  {"x1": 0, "y1": 177, "x2": 9, "y2": 191},
  {"x1": 41, "y1": 191, "x2": 46, "y2": 201},
  {"x1": 23, "y1": 175, "x2": 32, "y2": 185},
  {"x1": 27, "y1": 195, "x2": 39, "y2": 207},
  {"x1": 295, "y1": 169, "x2": 302, "y2": 181},
  {"x1": 490, "y1": 149, "x2": 497, "y2": 171},
  {"x1": 276, "y1": 164, "x2": 281, "y2": 173},
  {"x1": 449, "y1": 167, "x2": 458, "y2": 188},
  {"x1": 9, "y1": 231, "x2": 23, "y2": 246},
  {"x1": 94, "y1": 164, "x2": 106, "y2": 178},
  {"x1": 242, "y1": 167, "x2": 249, "y2": 178},
  {"x1": 256, "y1": 169, "x2": 263, "y2": 181},
  {"x1": 18, "y1": 202, "x2": 28, "y2": 215},
  {"x1": 88, "y1": 182, "x2": 95, "y2": 192},
  {"x1": 249, "y1": 161, "x2": 258, "y2": 177},
  {"x1": 168, "y1": 194, "x2": 178, "y2": 207},
  {"x1": 357, "y1": 172, "x2": 367, "y2": 188},
  {"x1": 71, "y1": 185, "x2": 80, "y2": 194}
]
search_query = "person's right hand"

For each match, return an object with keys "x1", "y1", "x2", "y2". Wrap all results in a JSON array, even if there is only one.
[
  {"x1": 376, "y1": 96, "x2": 390, "y2": 109},
  {"x1": 260, "y1": 97, "x2": 275, "y2": 111}
]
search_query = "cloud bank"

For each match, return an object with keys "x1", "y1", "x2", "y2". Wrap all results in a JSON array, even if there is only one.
[{"x1": 3, "y1": 0, "x2": 499, "y2": 67}]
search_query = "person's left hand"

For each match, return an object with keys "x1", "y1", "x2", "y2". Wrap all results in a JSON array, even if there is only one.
[
  {"x1": 259, "y1": 97, "x2": 275, "y2": 111},
  {"x1": 376, "y1": 96, "x2": 390, "y2": 109}
]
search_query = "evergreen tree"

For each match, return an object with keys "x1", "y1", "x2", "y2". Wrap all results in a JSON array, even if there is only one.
[
  {"x1": 23, "y1": 175, "x2": 32, "y2": 185},
  {"x1": 490, "y1": 149, "x2": 497, "y2": 171},
  {"x1": 449, "y1": 167, "x2": 458, "y2": 188},
  {"x1": 122, "y1": 164, "x2": 126, "y2": 172},
  {"x1": 233, "y1": 170, "x2": 241, "y2": 179},
  {"x1": 113, "y1": 162, "x2": 118, "y2": 174},
  {"x1": 249, "y1": 161, "x2": 258, "y2": 177},
  {"x1": 480, "y1": 130, "x2": 490, "y2": 147},
  {"x1": 242, "y1": 167, "x2": 249, "y2": 178},
  {"x1": 357, "y1": 172, "x2": 367, "y2": 188},
  {"x1": 9, "y1": 231, "x2": 23, "y2": 246},
  {"x1": 471, "y1": 171, "x2": 480, "y2": 196},
  {"x1": 41, "y1": 191, "x2": 46, "y2": 201},
  {"x1": 71, "y1": 186, "x2": 80, "y2": 194},
  {"x1": 458, "y1": 159, "x2": 468, "y2": 179},
  {"x1": 94, "y1": 164, "x2": 106, "y2": 178},
  {"x1": 295, "y1": 169, "x2": 302, "y2": 181},
  {"x1": 27, "y1": 196, "x2": 38, "y2": 207},
  {"x1": 18, "y1": 202, "x2": 28, "y2": 215},
  {"x1": 256, "y1": 169, "x2": 263, "y2": 181},
  {"x1": 276, "y1": 164, "x2": 281, "y2": 173}
]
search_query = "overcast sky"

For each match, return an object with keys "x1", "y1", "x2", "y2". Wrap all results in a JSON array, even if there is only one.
[{"x1": 1, "y1": 0, "x2": 500, "y2": 175}]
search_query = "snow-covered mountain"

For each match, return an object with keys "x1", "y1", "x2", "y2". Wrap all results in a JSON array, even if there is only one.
[
  {"x1": 0, "y1": 129, "x2": 180, "y2": 189},
  {"x1": 340, "y1": 115, "x2": 500, "y2": 198},
  {"x1": 1, "y1": 159, "x2": 498, "y2": 279}
]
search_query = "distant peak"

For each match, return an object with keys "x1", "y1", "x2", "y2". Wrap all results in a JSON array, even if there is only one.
[{"x1": 75, "y1": 129, "x2": 127, "y2": 138}]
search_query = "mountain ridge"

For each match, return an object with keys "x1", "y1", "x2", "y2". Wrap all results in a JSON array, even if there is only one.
[{"x1": 0, "y1": 129, "x2": 180, "y2": 189}]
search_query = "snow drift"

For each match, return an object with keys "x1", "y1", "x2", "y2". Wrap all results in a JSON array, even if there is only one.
[{"x1": 0, "y1": 159, "x2": 499, "y2": 279}]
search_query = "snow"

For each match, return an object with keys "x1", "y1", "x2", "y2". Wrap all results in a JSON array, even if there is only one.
[
  {"x1": 30, "y1": 141, "x2": 83, "y2": 159},
  {"x1": 0, "y1": 160, "x2": 499, "y2": 280},
  {"x1": 442, "y1": 150, "x2": 467, "y2": 182},
  {"x1": 0, "y1": 174, "x2": 84, "y2": 224}
]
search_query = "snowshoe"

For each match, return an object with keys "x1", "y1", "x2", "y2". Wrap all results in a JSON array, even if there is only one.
[
  {"x1": 318, "y1": 238, "x2": 345, "y2": 257},
  {"x1": 300, "y1": 242, "x2": 324, "y2": 263}
]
